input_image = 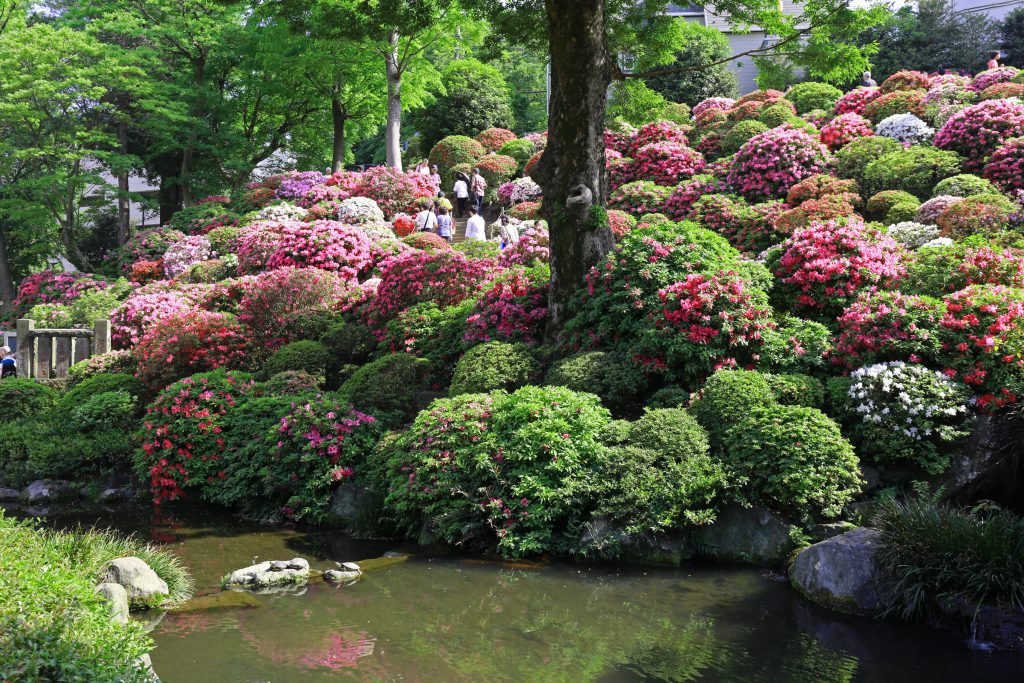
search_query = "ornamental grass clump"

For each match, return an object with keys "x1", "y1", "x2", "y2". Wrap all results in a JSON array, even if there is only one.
[
  {"x1": 935, "y1": 99, "x2": 1024, "y2": 171},
  {"x1": 727, "y1": 125, "x2": 833, "y2": 201}
]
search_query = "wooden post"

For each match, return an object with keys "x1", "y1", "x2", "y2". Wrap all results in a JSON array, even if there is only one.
[
  {"x1": 15, "y1": 319, "x2": 33, "y2": 379},
  {"x1": 55, "y1": 337, "x2": 71, "y2": 378},
  {"x1": 36, "y1": 334, "x2": 51, "y2": 379},
  {"x1": 93, "y1": 319, "x2": 111, "y2": 356}
]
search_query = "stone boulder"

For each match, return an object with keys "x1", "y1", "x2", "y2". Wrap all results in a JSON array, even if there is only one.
[
  {"x1": 99, "y1": 557, "x2": 169, "y2": 607},
  {"x1": 0, "y1": 487, "x2": 20, "y2": 502},
  {"x1": 23, "y1": 479, "x2": 75, "y2": 504},
  {"x1": 326, "y1": 483, "x2": 375, "y2": 528},
  {"x1": 94, "y1": 582, "x2": 130, "y2": 624},
  {"x1": 789, "y1": 527, "x2": 889, "y2": 616},
  {"x1": 224, "y1": 558, "x2": 310, "y2": 589},
  {"x1": 693, "y1": 505, "x2": 794, "y2": 566},
  {"x1": 324, "y1": 562, "x2": 363, "y2": 582}
]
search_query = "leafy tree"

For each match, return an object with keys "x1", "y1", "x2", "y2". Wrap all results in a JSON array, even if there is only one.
[
  {"x1": 607, "y1": 79, "x2": 667, "y2": 126},
  {"x1": 412, "y1": 58, "x2": 514, "y2": 150},
  {"x1": 645, "y1": 20, "x2": 738, "y2": 106},
  {"x1": 1001, "y1": 7, "x2": 1024, "y2": 69},
  {"x1": 487, "y1": 45, "x2": 549, "y2": 133}
]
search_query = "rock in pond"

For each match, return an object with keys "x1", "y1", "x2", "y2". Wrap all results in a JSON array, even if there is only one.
[
  {"x1": 0, "y1": 487, "x2": 20, "y2": 502},
  {"x1": 789, "y1": 527, "x2": 889, "y2": 616},
  {"x1": 324, "y1": 562, "x2": 363, "y2": 582},
  {"x1": 99, "y1": 557, "x2": 169, "y2": 607},
  {"x1": 224, "y1": 558, "x2": 310, "y2": 589},
  {"x1": 23, "y1": 479, "x2": 75, "y2": 504},
  {"x1": 693, "y1": 505, "x2": 795, "y2": 566},
  {"x1": 94, "y1": 582, "x2": 130, "y2": 624}
]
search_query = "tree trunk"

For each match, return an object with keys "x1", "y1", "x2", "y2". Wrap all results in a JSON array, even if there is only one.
[
  {"x1": 537, "y1": 0, "x2": 614, "y2": 342},
  {"x1": 331, "y1": 90, "x2": 347, "y2": 173},
  {"x1": 0, "y1": 230, "x2": 17, "y2": 314},
  {"x1": 159, "y1": 175, "x2": 182, "y2": 225},
  {"x1": 180, "y1": 57, "x2": 207, "y2": 206},
  {"x1": 384, "y1": 30, "x2": 403, "y2": 171},
  {"x1": 60, "y1": 183, "x2": 91, "y2": 272},
  {"x1": 117, "y1": 118, "x2": 131, "y2": 246}
]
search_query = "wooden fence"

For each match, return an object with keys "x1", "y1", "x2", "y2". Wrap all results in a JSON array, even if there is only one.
[{"x1": 15, "y1": 319, "x2": 111, "y2": 380}]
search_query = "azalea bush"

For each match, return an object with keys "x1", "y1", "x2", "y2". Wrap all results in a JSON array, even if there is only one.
[
  {"x1": 970, "y1": 66, "x2": 1020, "y2": 92},
  {"x1": 833, "y1": 291, "x2": 945, "y2": 369},
  {"x1": 881, "y1": 70, "x2": 930, "y2": 93},
  {"x1": 786, "y1": 81, "x2": 843, "y2": 114},
  {"x1": 163, "y1": 235, "x2": 213, "y2": 279},
  {"x1": 820, "y1": 113, "x2": 874, "y2": 151},
  {"x1": 465, "y1": 264, "x2": 549, "y2": 345},
  {"x1": 631, "y1": 141, "x2": 705, "y2": 186},
  {"x1": 497, "y1": 176, "x2": 542, "y2": 205},
  {"x1": 916, "y1": 195, "x2": 963, "y2": 224},
  {"x1": 834, "y1": 87, "x2": 881, "y2": 116},
  {"x1": 862, "y1": 90, "x2": 926, "y2": 124},
  {"x1": 934, "y1": 99, "x2": 1024, "y2": 171},
  {"x1": 982, "y1": 137, "x2": 1024, "y2": 192},
  {"x1": 236, "y1": 267, "x2": 349, "y2": 347},
  {"x1": 936, "y1": 194, "x2": 1015, "y2": 239},
  {"x1": 662, "y1": 175, "x2": 730, "y2": 220},
  {"x1": 111, "y1": 290, "x2": 197, "y2": 348},
  {"x1": 134, "y1": 311, "x2": 250, "y2": 391},
  {"x1": 886, "y1": 221, "x2": 940, "y2": 249},
  {"x1": 835, "y1": 135, "x2": 903, "y2": 186},
  {"x1": 906, "y1": 243, "x2": 1024, "y2": 295},
  {"x1": 727, "y1": 125, "x2": 833, "y2": 201},
  {"x1": 476, "y1": 127, "x2": 517, "y2": 152},
  {"x1": 862, "y1": 146, "x2": 962, "y2": 199},
  {"x1": 11, "y1": 270, "x2": 111, "y2": 315},
  {"x1": 500, "y1": 224, "x2": 549, "y2": 267},
  {"x1": 874, "y1": 114, "x2": 935, "y2": 146},
  {"x1": 337, "y1": 197, "x2": 386, "y2": 225},
  {"x1": 607, "y1": 180, "x2": 672, "y2": 216}
]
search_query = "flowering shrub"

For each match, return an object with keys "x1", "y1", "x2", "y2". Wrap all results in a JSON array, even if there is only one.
[
  {"x1": 916, "y1": 195, "x2": 963, "y2": 224},
  {"x1": 263, "y1": 220, "x2": 374, "y2": 280},
  {"x1": 237, "y1": 186, "x2": 277, "y2": 212},
  {"x1": 936, "y1": 193, "x2": 1015, "y2": 238},
  {"x1": 509, "y1": 201, "x2": 541, "y2": 220},
  {"x1": 163, "y1": 236, "x2": 213, "y2": 279},
  {"x1": 608, "y1": 156, "x2": 638, "y2": 190},
  {"x1": 429, "y1": 135, "x2": 485, "y2": 181},
  {"x1": 727, "y1": 125, "x2": 833, "y2": 201},
  {"x1": 137, "y1": 369, "x2": 255, "y2": 503},
  {"x1": 971, "y1": 66, "x2": 1020, "y2": 92},
  {"x1": 862, "y1": 90, "x2": 926, "y2": 123},
  {"x1": 402, "y1": 232, "x2": 451, "y2": 252},
  {"x1": 881, "y1": 70, "x2": 930, "y2": 93},
  {"x1": 523, "y1": 151, "x2": 544, "y2": 177},
  {"x1": 820, "y1": 113, "x2": 874, "y2": 150},
  {"x1": 606, "y1": 209, "x2": 637, "y2": 240},
  {"x1": 111, "y1": 290, "x2": 197, "y2": 348},
  {"x1": 875, "y1": 113, "x2": 935, "y2": 145},
  {"x1": 607, "y1": 180, "x2": 672, "y2": 216},
  {"x1": 801, "y1": 108, "x2": 830, "y2": 128},
  {"x1": 785, "y1": 175, "x2": 859, "y2": 205},
  {"x1": 392, "y1": 215, "x2": 416, "y2": 238},
  {"x1": 631, "y1": 142, "x2": 705, "y2": 186},
  {"x1": 275, "y1": 171, "x2": 330, "y2": 202},
  {"x1": 717, "y1": 120, "x2": 768, "y2": 158},
  {"x1": 771, "y1": 217, "x2": 908, "y2": 319},
  {"x1": 834, "y1": 87, "x2": 881, "y2": 116},
  {"x1": 337, "y1": 197, "x2": 386, "y2": 225},
  {"x1": 934, "y1": 99, "x2": 1024, "y2": 170},
  {"x1": 689, "y1": 193, "x2": 750, "y2": 238},
  {"x1": 237, "y1": 267, "x2": 349, "y2": 347},
  {"x1": 129, "y1": 260, "x2": 163, "y2": 285},
  {"x1": 886, "y1": 221, "x2": 940, "y2": 249},
  {"x1": 134, "y1": 311, "x2": 250, "y2": 391},
  {"x1": 980, "y1": 82, "x2": 1024, "y2": 100},
  {"x1": 932, "y1": 173, "x2": 998, "y2": 197},
  {"x1": 982, "y1": 137, "x2": 1024, "y2": 192},
  {"x1": 833, "y1": 291, "x2": 945, "y2": 368},
  {"x1": 370, "y1": 250, "x2": 496, "y2": 326},
  {"x1": 626, "y1": 120, "x2": 690, "y2": 156},
  {"x1": 465, "y1": 265, "x2": 549, "y2": 345},
  {"x1": 835, "y1": 135, "x2": 903, "y2": 185},
  {"x1": 476, "y1": 154, "x2": 520, "y2": 198},
  {"x1": 693, "y1": 97, "x2": 736, "y2": 118},
  {"x1": 906, "y1": 243, "x2": 1024, "y2": 295},
  {"x1": 255, "y1": 202, "x2": 307, "y2": 222},
  {"x1": 12, "y1": 270, "x2": 110, "y2": 315},
  {"x1": 840, "y1": 362, "x2": 973, "y2": 474},
  {"x1": 497, "y1": 176, "x2": 542, "y2": 205},
  {"x1": 775, "y1": 194, "x2": 858, "y2": 234},
  {"x1": 114, "y1": 228, "x2": 186, "y2": 274},
  {"x1": 500, "y1": 224, "x2": 550, "y2": 266},
  {"x1": 498, "y1": 138, "x2": 537, "y2": 168},
  {"x1": 663, "y1": 175, "x2": 731, "y2": 220},
  {"x1": 356, "y1": 166, "x2": 434, "y2": 218},
  {"x1": 236, "y1": 220, "x2": 286, "y2": 273},
  {"x1": 476, "y1": 127, "x2": 517, "y2": 152}
]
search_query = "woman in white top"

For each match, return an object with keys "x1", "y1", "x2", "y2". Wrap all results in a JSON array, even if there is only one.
[
  {"x1": 465, "y1": 207, "x2": 487, "y2": 241},
  {"x1": 453, "y1": 175, "x2": 470, "y2": 217}
]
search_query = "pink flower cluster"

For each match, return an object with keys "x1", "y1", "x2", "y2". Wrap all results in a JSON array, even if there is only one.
[
  {"x1": 773, "y1": 217, "x2": 908, "y2": 318},
  {"x1": 663, "y1": 176, "x2": 731, "y2": 220},
  {"x1": 465, "y1": 267, "x2": 549, "y2": 345},
  {"x1": 263, "y1": 220, "x2": 374, "y2": 280},
  {"x1": 607, "y1": 209, "x2": 637, "y2": 240},
  {"x1": 820, "y1": 113, "x2": 874, "y2": 151},
  {"x1": 497, "y1": 177, "x2": 542, "y2": 205},
  {"x1": 956, "y1": 246, "x2": 1024, "y2": 289},
  {"x1": 607, "y1": 181, "x2": 672, "y2": 216},
  {"x1": 916, "y1": 195, "x2": 963, "y2": 224},
  {"x1": 970, "y1": 66, "x2": 1020, "y2": 92},
  {"x1": 163, "y1": 235, "x2": 213, "y2": 279},
  {"x1": 626, "y1": 121, "x2": 690, "y2": 156},
  {"x1": 500, "y1": 225, "x2": 550, "y2": 267},
  {"x1": 111, "y1": 290, "x2": 197, "y2": 348},
  {"x1": 236, "y1": 267, "x2": 349, "y2": 347},
  {"x1": 631, "y1": 142, "x2": 705, "y2": 186},
  {"x1": 12, "y1": 270, "x2": 110, "y2": 314},
  {"x1": 935, "y1": 99, "x2": 1024, "y2": 170},
  {"x1": 727, "y1": 125, "x2": 833, "y2": 201},
  {"x1": 692, "y1": 97, "x2": 736, "y2": 119},
  {"x1": 833, "y1": 87, "x2": 881, "y2": 116},
  {"x1": 982, "y1": 137, "x2": 1024, "y2": 192},
  {"x1": 880, "y1": 70, "x2": 930, "y2": 93},
  {"x1": 833, "y1": 291, "x2": 943, "y2": 368},
  {"x1": 477, "y1": 127, "x2": 517, "y2": 152},
  {"x1": 134, "y1": 310, "x2": 249, "y2": 391}
]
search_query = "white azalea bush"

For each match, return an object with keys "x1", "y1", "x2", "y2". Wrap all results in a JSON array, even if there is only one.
[
  {"x1": 885, "y1": 221, "x2": 940, "y2": 249},
  {"x1": 337, "y1": 196, "x2": 386, "y2": 224},
  {"x1": 255, "y1": 201, "x2": 307, "y2": 222},
  {"x1": 875, "y1": 113, "x2": 935, "y2": 145},
  {"x1": 920, "y1": 236, "x2": 954, "y2": 248},
  {"x1": 841, "y1": 362, "x2": 974, "y2": 474}
]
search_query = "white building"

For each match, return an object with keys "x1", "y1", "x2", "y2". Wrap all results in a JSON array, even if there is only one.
[{"x1": 952, "y1": 0, "x2": 1024, "y2": 22}]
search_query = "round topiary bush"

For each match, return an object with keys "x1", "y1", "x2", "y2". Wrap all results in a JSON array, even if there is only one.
[
  {"x1": 727, "y1": 125, "x2": 833, "y2": 201},
  {"x1": 645, "y1": 385, "x2": 690, "y2": 409},
  {"x1": 662, "y1": 175, "x2": 731, "y2": 220},
  {"x1": 57, "y1": 373, "x2": 144, "y2": 417},
  {"x1": 498, "y1": 138, "x2": 537, "y2": 169},
  {"x1": 865, "y1": 190, "x2": 921, "y2": 222},
  {"x1": 449, "y1": 342, "x2": 541, "y2": 396},
  {"x1": 722, "y1": 404, "x2": 861, "y2": 519},
  {"x1": 403, "y1": 232, "x2": 451, "y2": 252},
  {"x1": 754, "y1": 100, "x2": 801, "y2": 128},
  {"x1": 689, "y1": 368, "x2": 775, "y2": 438},
  {"x1": 862, "y1": 146, "x2": 962, "y2": 199},
  {"x1": 719, "y1": 120, "x2": 769, "y2": 157},
  {"x1": 787, "y1": 81, "x2": 843, "y2": 114},
  {"x1": 429, "y1": 135, "x2": 486, "y2": 186},
  {"x1": 627, "y1": 407, "x2": 709, "y2": 460},
  {"x1": 631, "y1": 142, "x2": 706, "y2": 186},
  {"x1": 862, "y1": 90, "x2": 926, "y2": 124},
  {"x1": 544, "y1": 351, "x2": 649, "y2": 417},
  {"x1": 476, "y1": 127, "x2": 517, "y2": 153},
  {"x1": 880, "y1": 70, "x2": 930, "y2": 93},
  {"x1": 835, "y1": 135, "x2": 903, "y2": 186},
  {"x1": 607, "y1": 180, "x2": 672, "y2": 216},
  {"x1": 764, "y1": 373, "x2": 824, "y2": 409},
  {"x1": 935, "y1": 99, "x2": 1024, "y2": 171},
  {"x1": 476, "y1": 154, "x2": 520, "y2": 199},
  {"x1": 820, "y1": 113, "x2": 874, "y2": 151},
  {"x1": 263, "y1": 370, "x2": 322, "y2": 396},
  {"x1": 258, "y1": 340, "x2": 329, "y2": 381},
  {"x1": 931, "y1": 173, "x2": 998, "y2": 197},
  {"x1": 338, "y1": 353, "x2": 427, "y2": 421},
  {"x1": 0, "y1": 379, "x2": 60, "y2": 421}
]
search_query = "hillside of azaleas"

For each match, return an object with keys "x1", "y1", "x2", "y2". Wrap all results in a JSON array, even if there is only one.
[{"x1": 7, "y1": 67, "x2": 1024, "y2": 561}]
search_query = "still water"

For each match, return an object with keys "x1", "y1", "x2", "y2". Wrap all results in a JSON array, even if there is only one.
[{"x1": 34, "y1": 503, "x2": 1024, "y2": 683}]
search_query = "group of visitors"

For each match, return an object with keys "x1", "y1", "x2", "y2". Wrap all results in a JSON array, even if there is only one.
[
  {"x1": 858, "y1": 51, "x2": 1006, "y2": 88},
  {"x1": 412, "y1": 161, "x2": 520, "y2": 245}
]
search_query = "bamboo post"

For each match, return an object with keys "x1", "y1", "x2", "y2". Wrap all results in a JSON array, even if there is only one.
[
  {"x1": 93, "y1": 319, "x2": 111, "y2": 356},
  {"x1": 15, "y1": 319, "x2": 34, "y2": 379}
]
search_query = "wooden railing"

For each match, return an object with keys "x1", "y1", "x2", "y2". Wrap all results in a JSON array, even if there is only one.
[{"x1": 15, "y1": 319, "x2": 111, "y2": 380}]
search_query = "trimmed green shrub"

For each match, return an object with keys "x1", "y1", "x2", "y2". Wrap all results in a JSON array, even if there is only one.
[
  {"x1": 69, "y1": 391, "x2": 137, "y2": 432},
  {"x1": 286, "y1": 308, "x2": 341, "y2": 343},
  {"x1": 67, "y1": 350, "x2": 136, "y2": 387},
  {"x1": 628, "y1": 407, "x2": 710, "y2": 461},
  {"x1": 689, "y1": 369, "x2": 775, "y2": 439},
  {"x1": 756, "y1": 102, "x2": 801, "y2": 128},
  {"x1": 338, "y1": 353, "x2": 428, "y2": 422},
  {"x1": 863, "y1": 146, "x2": 962, "y2": 199},
  {"x1": 429, "y1": 135, "x2": 487, "y2": 188},
  {"x1": 320, "y1": 322, "x2": 378, "y2": 388},
  {"x1": 58, "y1": 372, "x2": 143, "y2": 416},
  {"x1": 786, "y1": 82, "x2": 843, "y2": 114},
  {"x1": 545, "y1": 351, "x2": 649, "y2": 417},
  {"x1": 722, "y1": 404, "x2": 861, "y2": 519},
  {"x1": 765, "y1": 373, "x2": 825, "y2": 409},
  {"x1": 865, "y1": 190, "x2": 920, "y2": 222},
  {"x1": 453, "y1": 240, "x2": 502, "y2": 260},
  {"x1": 759, "y1": 316, "x2": 832, "y2": 373},
  {"x1": 263, "y1": 370, "x2": 322, "y2": 396},
  {"x1": 450, "y1": 342, "x2": 540, "y2": 396},
  {"x1": 720, "y1": 120, "x2": 769, "y2": 157},
  {"x1": 646, "y1": 385, "x2": 690, "y2": 409},
  {"x1": 0, "y1": 379, "x2": 59, "y2": 420},
  {"x1": 258, "y1": 340, "x2": 329, "y2": 381},
  {"x1": 498, "y1": 138, "x2": 536, "y2": 170},
  {"x1": 380, "y1": 301, "x2": 472, "y2": 386},
  {"x1": 836, "y1": 135, "x2": 903, "y2": 186},
  {"x1": 932, "y1": 173, "x2": 998, "y2": 198}
]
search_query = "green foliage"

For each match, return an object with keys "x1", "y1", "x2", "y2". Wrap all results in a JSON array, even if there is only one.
[
  {"x1": 757, "y1": 102, "x2": 802, "y2": 128},
  {"x1": 627, "y1": 407, "x2": 710, "y2": 461},
  {"x1": 836, "y1": 135, "x2": 904, "y2": 186},
  {"x1": 863, "y1": 146, "x2": 963, "y2": 199},
  {"x1": 720, "y1": 120, "x2": 769, "y2": 157},
  {"x1": 69, "y1": 391, "x2": 137, "y2": 432},
  {"x1": 645, "y1": 21, "x2": 738, "y2": 107},
  {"x1": 381, "y1": 300, "x2": 473, "y2": 385},
  {"x1": 722, "y1": 404, "x2": 861, "y2": 519},
  {"x1": 338, "y1": 353, "x2": 427, "y2": 423},
  {"x1": 428, "y1": 134, "x2": 486, "y2": 189},
  {"x1": 607, "y1": 79, "x2": 668, "y2": 126},
  {"x1": 450, "y1": 342, "x2": 540, "y2": 396},
  {"x1": 498, "y1": 138, "x2": 536, "y2": 169},
  {"x1": 258, "y1": 340, "x2": 329, "y2": 382},
  {"x1": 263, "y1": 370, "x2": 322, "y2": 396},
  {"x1": 645, "y1": 385, "x2": 690, "y2": 409},
  {"x1": 415, "y1": 59, "x2": 513, "y2": 150},
  {"x1": 759, "y1": 316, "x2": 833, "y2": 373},
  {"x1": 689, "y1": 369, "x2": 775, "y2": 439},
  {"x1": 67, "y1": 350, "x2": 136, "y2": 387},
  {"x1": 453, "y1": 239, "x2": 501, "y2": 260},
  {"x1": 0, "y1": 379, "x2": 59, "y2": 420},
  {"x1": 545, "y1": 352, "x2": 649, "y2": 417},
  {"x1": 786, "y1": 82, "x2": 843, "y2": 114},
  {"x1": 319, "y1": 321, "x2": 378, "y2": 388},
  {"x1": 932, "y1": 173, "x2": 998, "y2": 197},
  {"x1": 58, "y1": 372, "x2": 143, "y2": 416},
  {"x1": 765, "y1": 373, "x2": 825, "y2": 409},
  {"x1": 865, "y1": 190, "x2": 921, "y2": 222},
  {"x1": 874, "y1": 490, "x2": 1024, "y2": 618}
]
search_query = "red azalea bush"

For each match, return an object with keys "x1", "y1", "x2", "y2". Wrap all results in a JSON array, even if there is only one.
[
  {"x1": 631, "y1": 141, "x2": 705, "y2": 186},
  {"x1": 509, "y1": 201, "x2": 542, "y2": 220},
  {"x1": 263, "y1": 220, "x2": 374, "y2": 280},
  {"x1": 772, "y1": 216, "x2": 908, "y2": 319},
  {"x1": 970, "y1": 66, "x2": 1020, "y2": 92},
  {"x1": 237, "y1": 267, "x2": 349, "y2": 347},
  {"x1": 608, "y1": 156, "x2": 638, "y2": 190},
  {"x1": 607, "y1": 209, "x2": 638, "y2": 240},
  {"x1": 693, "y1": 97, "x2": 736, "y2": 119},
  {"x1": 727, "y1": 125, "x2": 833, "y2": 201},
  {"x1": 880, "y1": 70, "x2": 930, "y2": 93},
  {"x1": 786, "y1": 175, "x2": 859, "y2": 206},
  {"x1": 936, "y1": 194, "x2": 1015, "y2": 238},
  {"x1": 465, "y1": 265, "x2": 550, "y2": 345},
  {"x1": 607, "y1": 181, "x2": 672, "y2": 216},
  {"x1": 523, "y1": 151, "x2": 544, "y2": 177},
  {"x1": 663, "y1": 175, "x2": 731, "y2": 220},
  {"x1": 403, "y1": 232, "x2": 451, "y2": 252},
  {"x1": 236, "y1": 220, "x2": 288, "y2": 274},
  {"x1": 775, "y1": 194, "x2": 859, "y2": 234},
  {"x1": 735, "y1": 89, "x2": 786, "y2": 106},
  {"x1": 476, "y1": 128, "x2": 518, "y2": 152},
  {"x1": 736, "y1": 201, "x2": 788, "y2": 254},
  {"x1": 982, "y1": 136, "x2": 1024, "y2": 192},
  {"x1": 114, "y1": 228, "x2": 186, "y2": 274},
  {"x1": 392, "y1": 215, "x2": 416, "y2": 238},
  {"x1": 833, "y1": 291, "x2": 945, "y2": 368},
  {"x1": 862, "y1": 90, "x2": 926, "y2": 124},
  {"x1": 980, "y1": 82, "x2": 1024, "y2": 100},
  {"x1": 626, "y1": 120, "x2": 690, "y2": 156},
  {"x1": 134, "y1": 310, "x2": 250, "y2": 392},
  {"x1": 820, "y1": 113, "x2": 874, "y2": 151},
  {"x1": 935, "y1": 99, "x2": 1024, "y2": 171},
  {"x1": 357, "y1": 166, "x2": 435, "y2": 218},
  {"x1": 604, "y1": 128, "x2": 636, "y2": 154},
  {"x1": 500, "y1": 224, "x2": 550, "y2": 267},
  {"x1": 369, "y1": 250, "x2": 496, "y2": 326},
  {"x1": 130, "y1": 260, "x2": 164, "y2": 285},
  {"x1": 138, "y1": 369, "x2": 255, "y2": 503},
  {"x1": 476, "y1": 154, "x2": 520, "y2": 193},
  {"x1": 834, "y1": 87, "x2": 881, "y2": 116}
]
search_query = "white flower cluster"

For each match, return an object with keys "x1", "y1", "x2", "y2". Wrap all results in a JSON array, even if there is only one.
[
  {"x1": 337, "y1": 196, "x2": 386, "y2": 225},
  {"x1": 848, "y1": 362, "x2": 970, "y2": 441},
  {"x1": 255, "y1": 202, "x2": 307, "y2": 222},
  {"x1": 875, "y1": 113, "x2": 935, "y2": 145},
  {"x1": 921, "y1": 236, "x2": 955, "y2": 249},
  {"x1": 361, "y1": 222, "x2": 397, "y2": 242},
  {"x1": 885, "y1": 221, "x2": 941, "y2": 249}
]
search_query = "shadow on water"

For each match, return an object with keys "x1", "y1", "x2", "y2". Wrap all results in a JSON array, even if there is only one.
[{"x1": 18, "y1": 501, "x2": 1024, "y2": 683}]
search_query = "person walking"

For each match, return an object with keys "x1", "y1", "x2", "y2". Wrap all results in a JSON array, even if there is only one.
[
  {"x1": 415, "y1": 202, "x2": 438, "y2": 233},
  {"x1": 453, "y1": 173, "x2": 470, "y2": 217},
  {"x1": 436, "y1": 191, "x2": 453, "y2": 213},
  {"x1": 0, "y1": 346, "x2": 16, "y2": 379},
  {"x1": 498, "y1": 214, "x2": 520, "y2": 249},
  {"x1": 429, "y1": 165, "x2": 442, "y2": 189},
  {"x1": 470, "y1": 167, "x2": 487, "y2": 213},
  {"x1": 413, "y1": 160, "x2": 429, "y2": 177},
  {"x1": 988, "y1": 51, "x2": 1002, "y2": 70},
  {"x1": 436, "y1": 207, "x2": 454, "y2": 243},
  {"x1": 860, "y1": 71, "x2": 877, "y2": 87},
  {"x1": 465, "y1": 207, "x2": 487, "y2": 241}
]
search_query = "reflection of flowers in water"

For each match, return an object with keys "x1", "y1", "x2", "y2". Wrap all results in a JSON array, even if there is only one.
[
  {"x1": 160, "y1": 612, "x2": 214, "y2": 637},
  {"x1": 149, "y1": 506, "x2": 184, "y2": 544},
  {"x1": 299, "y1": 633, "x2": 376, "y2": 671}
]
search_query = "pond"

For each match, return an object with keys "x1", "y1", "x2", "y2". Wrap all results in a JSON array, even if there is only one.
[{"x1": 29, "y1": 503, "x2": 1024, "y2": 683}]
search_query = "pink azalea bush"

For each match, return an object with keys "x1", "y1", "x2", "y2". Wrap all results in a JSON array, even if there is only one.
[
  {"x1": 163, "y1": 235, "x2": 213, "y2": 279},
  {"x1": 982, "y1": 136, "x2": 1024, "y2": 192},
  {"x1": 880, "y1": 70, "x2": 930, "y2": 93},
  {"x1": 727, "y1": 125, "x2": 833, "y2": 201},
  {"x1": 820, "y1": 113, "x2": 874, "y2": 151},
  {"x1": 626, "y1": 120, "x2": 690, "y2": 156},
  {"x1": 663, "y1": 176, "x2": 731, "y2": 220},
  {"x1": 833, "y1": 291, "x2": 944, "y2": 368},
  {"x1": 263, "y1": 220, "x2": 374, "y2": 280},
  {"x1": 916, "y1": 195, "x2": 964, "y2": 224},
  {"x1": 772, "y1": 216, "x2": 908, "y2": 319},
  {"x1": 631, "y1": 142, "x2": 705, "y2": 186},
  {"x1": 115, "y1": 228, "x2": 187, "y2": 274},
  {"x1": 970, "y1": 66, "x2": 1020, "y2": 92},
  {"x1": 607, "y1": 180, "x2": 672, "y2": 216},
  {"x1": 236, "y1": 267, "x2": 349, "y2": 347},
  {"x1": 111, "y1": 290, "x2": 198, "y2": 348},
  {"x1": 500, "y1": 225, "x2": 550, "y2": 267},
  {"x1": 497, "y1": 177, "x2": 542, "y2": 205},
  {"x1": 134, "y1": 310, "x2": 250, "y2": 392},
  {"x1": 12, "y1": 270, "x2": 110, "y2": 315},
  {"x1": 833, "y1": 87, "x2": 881, "y2": 116},
  {"x1": 934, "y1": 99, "x2": 1024, "y2": 171},
  {"x1": 693, "y1": 97, "x2": 736, "y2": 119},
  {"x1": 607, "y1": 209, "x2": 638, "y2": 240},
  {"x1": 465, "y1": 265, "x2": 549, "y2": 345}
]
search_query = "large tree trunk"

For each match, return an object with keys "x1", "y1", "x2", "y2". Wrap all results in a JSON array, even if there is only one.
[
  {"x1": 0, "y1": 230, "x2": 17, "y2": 314},
  {"x1": 60, "y1": 186, "x2": 91, "y2": 272},
  {"x1": 384, "y1": 30, "x2": 403, "y2": 171},
  {"x1": 538, "y1": 0, "x2": 614, "y2": 342},
  {"x1": 117, "y1": 118, "x2": 131, "y2": 246},
  {"x1": 180, "y1": 57, "x2": 207, "y2": 206},
  {"x1": 331, "y1": 90, "x2": 347, "y2": 173},
  {"x1": 159, "y1": 175, "x2": 182, "y2": 225}
]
